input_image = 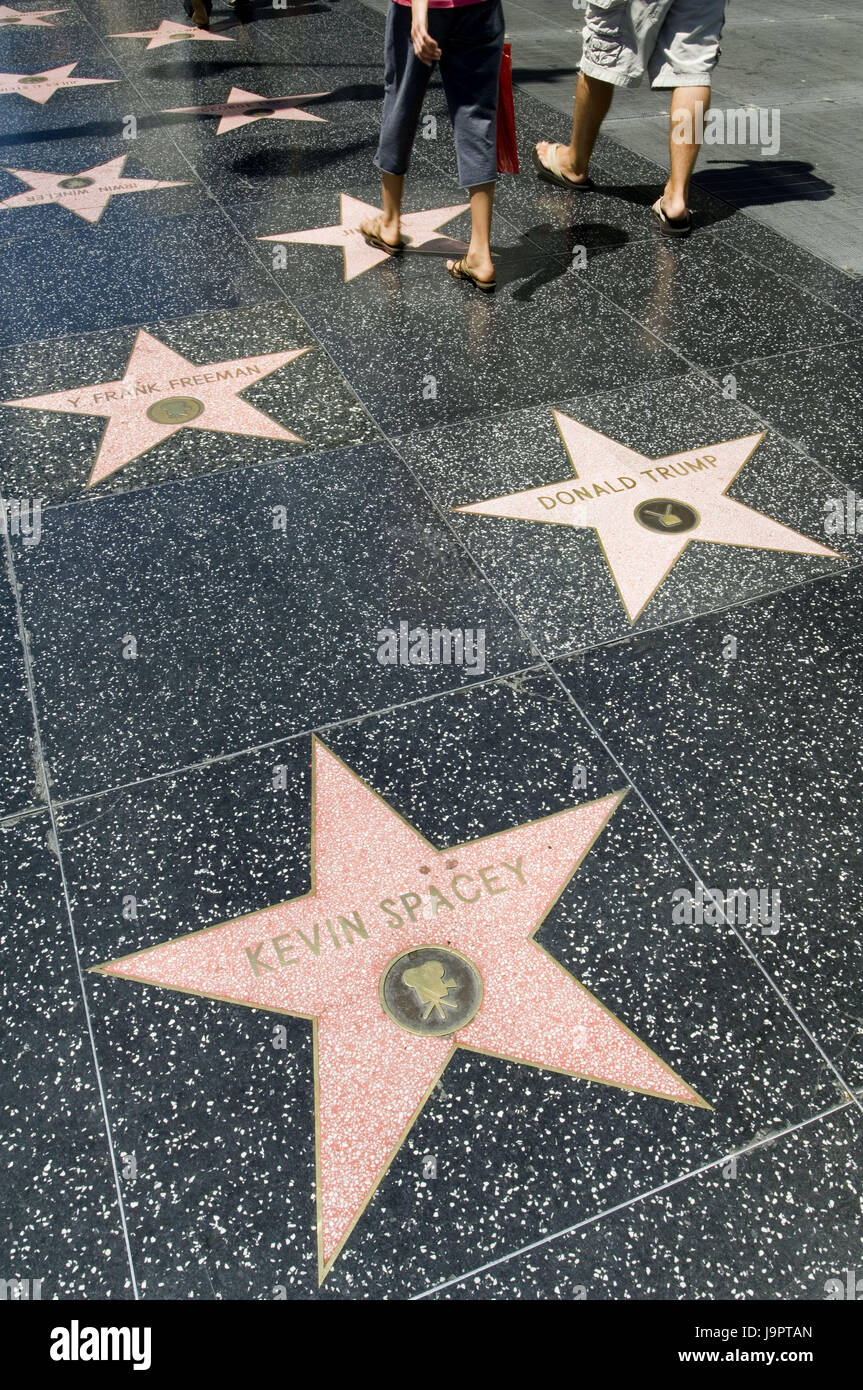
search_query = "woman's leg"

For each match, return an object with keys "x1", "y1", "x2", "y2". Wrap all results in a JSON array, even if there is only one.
[
  {"x1": 370, "y1": 2, "x2": 435, "y2": 243},
  {"x1": 463, "y1": 182, "x2": 495, "y2": 282},
  {"x1": 439, "y1": 0, "x2": 504, "y2": 281}
]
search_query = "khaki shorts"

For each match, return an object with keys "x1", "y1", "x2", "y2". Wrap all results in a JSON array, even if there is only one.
[{"x1": 581, "y1": 0, "x2": 727, "y2": 89}]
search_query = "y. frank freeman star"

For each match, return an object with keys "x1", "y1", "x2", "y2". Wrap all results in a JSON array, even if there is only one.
[
  {"x1": 259, "y1": 193, "x2": 469, "y2": 282},
  {"x1": 93, "y1": 738, "x2": 708, "y2": 1282},
  {"x1": 3, "y1": 330, "x2": 310, "y2": 485},
  {"x1": 456, "y1": 412, "x2": 841, "y2": 621}
]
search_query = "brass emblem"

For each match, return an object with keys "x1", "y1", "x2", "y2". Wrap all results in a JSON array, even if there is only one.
[
  {"x1": 146, "y1": 396, "x2": 205, "y2": 425},
  {"x1": 0, "y1": 17, "x2": 24, "y2": 22},
  {"x1": 635, "y1": 497, "x2": 699, "y2": 534},
  {"x1": 380, "y1": 946, "x2": 482, "y2": 1037},
  {"x1": 19, "y1": 76, "x2": 49, "y2": 84},
  {"x1": 58, "y1": 176, "x2": 95, "y2": 189},
  {"x1": 249, "y1": 106, "x2": 276, "y2": 116}
]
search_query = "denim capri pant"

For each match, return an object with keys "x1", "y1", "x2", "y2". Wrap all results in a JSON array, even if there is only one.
[{"x1": 374, "y1": 0, "x2": 505, "y2": 190}]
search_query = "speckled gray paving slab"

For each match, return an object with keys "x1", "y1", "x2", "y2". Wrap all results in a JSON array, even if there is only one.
[
  {"x1": 582, "y1": 234, "x2": 856, "y2": 371},
  {"x1": 0, "y1": 301, "x2": 377, "y2": 504},
  {"x1": 0, "y1": 37, "x2": 130, "y2": 140},
  {"x1": 56, "y1": 673, "x2": 844, "y2": 1298},
  {"x1": 235, "y1": 181, "x2": 685, "y2": 434},
  {"x1": 709, "y1": 215, "x2": 863, "y2": 322},
  {"x1": 156, "y1": 65, "x2": 404, "y2": 209},
  {"x1": 0, "y1": 811, "x2": 133, "y2": 1298},
  {"x1": 10, "y1": 439, "x2": 535, "y2": 798},
  {"x1": 423, "y1": 1105, "x2": 863, "y2": 1300},
  {"x1": 0, "y1": 206, "x2": 278, "y2": 348},
  {"x1": 726, "y1": 341, "x2": 863, "y2": 493},
  {"x1": 395, "y1": 372, "x2": 856, "y2": 656},
  {"x1": 555, "y1": 566, "x2": 863, "y2": 1086},
  {"x1": 0, "y1": 562, "x2": 39, "y2": 816}
]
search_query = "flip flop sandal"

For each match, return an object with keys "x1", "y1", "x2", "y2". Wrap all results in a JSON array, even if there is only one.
[
  {"x1": 183, "y1": 0, "x2": 211, "y2": 26},
  {"x1": 532, "y1": 143, "x2": 595, "y2": 192},
  {"x1": 652, "y1": 197, "x2": 693, "y2": 237},
  {"x1": 360, "y1": 221, "x2": 405, "y2": 257},
  {"x1": 447, "y1": 257, "x2": 496, "y2": 293}
]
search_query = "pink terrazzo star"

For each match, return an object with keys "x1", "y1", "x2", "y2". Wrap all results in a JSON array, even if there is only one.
[
  {"x1": 109, "y1": 19, "x2": 234, "y2": 49},
  {"x1": 163, "y1": 86, "x2": 329, "y2": 135},
  {"x1": 0, "y1": 6, "x2": 66, "y2": 26},
  {"x1": 456, "y1": 412, "x2": 842, "y2": 621},
  {"x1": 3, "y1": 329, "x2": 310, "y2": 485},
  {"x1": 94, "y1": 738, "x2": 706, "y2": 1281},
  {"x1": 0, "y1": 63, "x2": 118, "y2": 104},
  {"x1": 259, "y1": 192, "x2": 469, "y2": 282},
  {"x1": 0, "y1": 153, "x2": 189, "y2": 224}
]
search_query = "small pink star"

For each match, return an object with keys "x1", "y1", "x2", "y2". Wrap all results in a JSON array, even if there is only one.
[
  {"x1": 164, "y1": 86, "x2": 329, "y2": 135},
  {"x1": 0, "y1": 154, "x2": 189, "y2": 224},
  {"x1": 259, "y1": 192, "x2": 469, "y2": 282},
  {"x1": 0, "y1": 63, "x2": 118, "y2": 104},
  {"x1": 109, "y1": 19, "x2": 235, "y2": 50},
  {"x1": 0, "y1": 6, "x2": 67, "y2": 27}
]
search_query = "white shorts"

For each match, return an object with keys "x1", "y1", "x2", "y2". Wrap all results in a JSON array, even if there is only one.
[{"x1": 581, "y1": 0, "x2": 727, "y2": 89}]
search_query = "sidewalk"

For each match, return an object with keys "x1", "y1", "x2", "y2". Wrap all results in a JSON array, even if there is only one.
[{"x1": 0, "y1": 0, "x2": 860, "y2": 1301}]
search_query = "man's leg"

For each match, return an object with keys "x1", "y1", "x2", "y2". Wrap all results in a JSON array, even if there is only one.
[
  {"x1": 662, "y1": 83, "x2": 710, "y2": 219},
  {"x1": 536, "y1": 71, "x2": 614, "y2": 184}
]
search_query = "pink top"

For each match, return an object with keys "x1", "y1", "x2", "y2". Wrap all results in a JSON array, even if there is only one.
[{"x1": 393, "y1": 0, "x2": 488, "y2": 7}]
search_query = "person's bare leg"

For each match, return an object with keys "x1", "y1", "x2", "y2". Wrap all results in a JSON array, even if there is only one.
[
  {"x1": 662, "y1": 84, "x2": 710, "y2": 219},
  {"x1": 362, "y1": 170, "x2": 405, "y2": 247},
  {"x1": 447, "y1": 182, "x2": 495, "y2": 282},
  {"x1": 466, "y1": 182, "x2": 495, "y2": 280},
  {"x1": 536, "y1": 72, "x2": 613, "y2": 183},
  {"x1": 378, "y1": 170, "x2": 405, "y2": 245},
  {"x1": 189, "y1": 0, "x2": 210, "y2": 26}
]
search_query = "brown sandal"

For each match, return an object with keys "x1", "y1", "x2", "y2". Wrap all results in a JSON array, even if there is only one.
[
  {"x1": 359, "y1": 217, "x2": 405, "y2": 257},
  {"x1": 447, "y1": 256, "x2": 496, "y2": 293},
  {"x1": 532, "y1": 143, "x2": 595, "y2": 192}
]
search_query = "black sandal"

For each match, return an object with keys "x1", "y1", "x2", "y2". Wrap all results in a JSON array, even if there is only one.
[
  {"x1": 447, "y1": 256, "x2": 496, "y2": 293},
  {"x1": 652, "y1": 197, "x2": 693, "y2": 238}
]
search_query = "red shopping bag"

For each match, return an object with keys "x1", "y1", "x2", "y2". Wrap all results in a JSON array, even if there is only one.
[{"x1": 496, "y1": 42, "x2": 519, "y2": 175}]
